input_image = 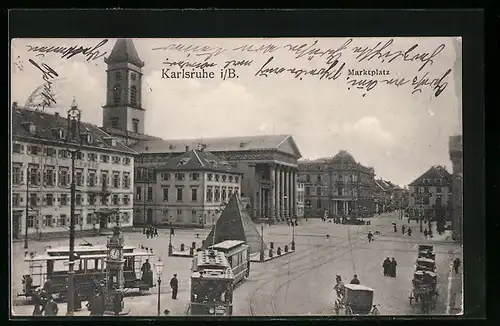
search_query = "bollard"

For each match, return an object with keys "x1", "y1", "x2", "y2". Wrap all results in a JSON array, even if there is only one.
[
  {"x1": 277, "y1": 247, "x2": 282, "y2": 255},
  {"x1": 269, "y1": 249, "x2": 273, "y2": 258},
  {"x1": 192, "y1": 242, "x2": 196, "y2": 249},
  {"x1": 291, "y1": 241, "x2": 295, "y2": 251},
  {"x1": 168, "y1": 244, "x2": 173, "y2": 256},
  {"x1": 270, "y1": 242, "x2": 274, "y2": 249},
  {"x1": 180, "y1": 243, "x2": 185, "y2": 251},
  {"x1": 284, "y1": 245, "x2": 289, "y2": 253},
  {"x1": 189, "y1": 247, "x2": 194, "y2": 256}
]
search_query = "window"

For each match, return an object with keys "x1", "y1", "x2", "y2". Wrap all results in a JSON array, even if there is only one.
[
  {"x1": 234, "y1": 187, "x2": 239, "y2": 196},
  {"x1": 176, "y1": 209, "x2": 182, "y2": 222},
  {"x1": 88, "y1": 153, "x2": 98, "y2": 162},
  {"x1": 317, "y1": 187, "x2": 322, "y2": 196},
  {"x1": 229, "y1": 176, "x2": 233, "y2": 182},
  {"x1": 88, "y1": 170, "x2": 96, "y2": 187},
  {"x1": 59, "y1": 149, "x2": 69, "y2": 159},
  {"x1": 113, "y1": 84, "x2": 121, "y2": 105},
  {"x1": 448, "y1": 186, "x2": 452, "y2": 193},
  {"x1": 130, "y1": 85, "x2": 137, "y2": 106},
  {"x1": 191, "y1": 188, "x2": 198, "y2": 201},
  {"x1": 424, "y1": 187, "x2": 429, "y2": 193},
  {"x1": 436, "y1": 187, "x2": 442, "y2": 193},
  {"x1": 28, "y1": 165, "x2": 40, "y2": 186},
  {"x1": 222, "y1": 188, "x2": 227, "y2": 201},
  {"x1": 222, "y1": 175, "x2": 227, "y2": 182},
  {"x1": 305, "y1": 187, "x2": 311, "y2": 196},
  {"x1": 147, "y1": 187, "x2": 153, "y2": 202},
  {"x1": 58, "y1": 215, "x2": 66, "y2": 227},
  {"x1": 27, "y1": 215, "x2": 35, "y2": 228},
  {"x1": 75, "y1": 169, "x2": 83, "y2": 186},
  {"x1": 86, "y1": 213, "x2": 93, "y2": 225},
  {"x1": 123, "y1": 173, "x2": 130, "y2": 188},
  {"x1": 13, "y1": 143, "x2": 24, "y2": 154},
  {"x1": 111, "y1": 118, "x2": 119, "y2": 128},
  {"x1": 207, "y1": 187, "x2": 213, "y2": 202},
  {"x1": 44, "y1": 168, "x2": 56, "y2": 186},
  {"x1": 12, "y1": 193, "x2": 21, "y2": 206},
  {"x1": 112, "y1": 195, "x2": 119, "y2": 205},
  {"x1": 215, "y1": 174, "x2": 220, "y2": 182},
  {"x1": 235, "y1": 176, "x2": 239, "y2": 183},
  {"x1": 317, "y1": 199, "x2": 322, "y2": 208},
  {"x1": 60, "y1": 194, "x2": 68, "y2": 206},
  {"x1": 115, "y1": 71, "x2": 122, "y2": 80},
  {"x1": 100, "y1": 155, "x2": 109, "y2": 163},
  {"x1": 136, "y1": 186, "x2": 142, "y2": 200},
  {"x1": 101, "y1": 171, "x2": 109, "y2": 187},
  {"x1": 228, "y1": 187, "x2": 233, "y2": 198},
  {"x1": 161, "y1": 172, "x2": 171, "y2": 181},
  {"x1": 175, "y1": 173, "x2": 185, "y2": 181},
  {"x1": 163, "y1": 187, "x2": 169, "y2": 201},
  {"x1": 190, "y1": 173, "x2": 200, "y2": 181},
  {"x1": 208, "y1": 174, "x2": 213, "y2": 181},
  {"x1": 44, "y1": 147, "x2": 56, "y2": 157},
  {"x1": 89, "y1": 194, "x2": 96, "y2": 205},
  {"x1": 123, "y1": 157, "x2": 131, "y2": 165},
  {"x1": 214, "y1": 188, "x2": 220, "y2": 202},
  {"x1": 45, "y1": 215, "x2": 54, "y2": 228},
  {"x1": 76, "y1": 194, "x2": 82, "y2": 206},
  {"x1": 317, "y1": 175, "x2": 321, "y2": 182},
  {"x1": 191, "y1": 210, "x2": 197, "y2": 223},
  {"x1": 46, "y1": 194, "x2": 54, "y2": 206},
  {"x1": 12, "y1": 165, "x2": 23, "y2": 185},
  {"x1": 76, "y1": 151, "x2": 85, "y2": 160},
  {"x1": 123, "y1": 212, "x2": 130, "y2": 224},
  {"x1": 29, "y1": 145, "x2": 40, "y2": 155},
  {"x1": 112, "y1": 156, "x2": 121, "y2": 164},
  {"x1": 337, "y1": 187, "x2": 343, "y2": 196},
  {"x1": 59, "y1": 169, "x2": 69, "y2": 187},
  {"x1": 113, "y1": 172, "x2": 120, "y2": 188},
  {"x1": 176, "y1": 187, "x2": 183, "y2": 201},
  {"x1": 131, "y1": 73, "x2": 137, "y2": 81},
  {"x1": 132, "y1": 119, "x2": 139, "y2": 133},
  {"x1": 123, "y1": 195, "x2": 130, "y2": 205}
]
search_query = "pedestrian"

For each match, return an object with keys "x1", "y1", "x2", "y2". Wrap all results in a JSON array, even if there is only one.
[
  {"x1": 393, "y1": 224, "x2": 397, "y2": 232},
  {"x1": 350, "y1": 274, "x2": 360, "y2": 284},
  {"x1": 382, "y1": 257, "x2": 391, "y2": 276},
  {"x1": 141, "y1": 259, "x2": 152, "y2": 286},
  {"x1": 43, "y1": 296, "x2": 58, "y2": 316},
  {"x1": 170, "y1": 274, "x2": 178, "y2": 299},
  {"x1": 428, "y1": 228, "x2": 433, "y2": 238},
  {"x1": 402, "y1": 225, "x2": 406, "y2": 234},
  {"x1": 367, "y1": 231, "x2": 374, "y2": 243},
  {"x1": 390, "y1": 258, "x2": 398, "y2": 277},
  {"x1": 407, "y1": 227, "x2": 412, "y2": 236},
  {"x1": 423, "y1": 228, "x2": 428, "y2": 238},
  {"x1": 154, "y1": 227, "x2": 158, "y2": 237},
  {"x1": 32, "y1": 288, "x2": 44, "y2": 316},
  {"x1": 146, "y1": 228, "x2": 150, "y2": 239},
  {"x1": 87, "y1": 288, "x2": 105, "y2": 316},
  {"x1": 453, "y1": 258, "x2": 461, "y2": 274}
]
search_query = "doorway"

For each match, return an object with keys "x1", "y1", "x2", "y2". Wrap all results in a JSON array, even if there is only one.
[
  {"x1": 13, "y1": 212, "x2": 22, "y2": 239},
  {"x1": 99, "y1": 213, "x2": 107, "y2": 229}
]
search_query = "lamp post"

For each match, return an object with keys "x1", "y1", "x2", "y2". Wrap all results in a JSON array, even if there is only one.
[
  {"x1": 154, "y1": 258, "x2": 164, "y2": 316},
  {"x1": 291, "y1": 219, "x2": 295, "y2": 251},
  {"x1": 65, "y1": 97, "x2": 83, "y2": 316},
  {"x1": 260, "y1": 222, "x2": 265, "y2": 262}
]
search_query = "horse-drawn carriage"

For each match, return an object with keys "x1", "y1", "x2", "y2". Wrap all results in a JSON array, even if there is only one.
[
  {"x1": 418, "y1": 245, "x2": 436, "y2": 260},
  {"x1": 334, "y1": 284, "x2": 380, "y2": 315},
  {"x1": 409, "y1": 270, "x2": 438, "y2": 312},
  {"x1": 415, "y1": 258, "x2": 436, "y2": 272}
]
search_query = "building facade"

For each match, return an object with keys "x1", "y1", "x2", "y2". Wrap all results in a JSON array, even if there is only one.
[
  {"x1": 11, "y1": 105, "x2": 136, "y2": 240},
  {"x1": 133, "y1": 149, "x2": 242, "y2": 227},
  {"x1": 298, "y1": 150, "x2": 376, "y2": 219},
  {"x1": 296, "y1": 181, "x2": 305, "y2": 218},
  {"x1": 449, "y1": 135, "x2": 463, "y2": 241},
  {"x1": 408, "y1": 166, "x2": 453, "y2": 221}
]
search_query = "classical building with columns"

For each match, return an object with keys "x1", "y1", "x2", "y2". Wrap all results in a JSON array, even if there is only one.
[
  {"x1": 130, "y1": 135, "x2": 302, "y2": 224},
  {"x1": 298, "y1": 150, "x2": 376, "y2": 218}
]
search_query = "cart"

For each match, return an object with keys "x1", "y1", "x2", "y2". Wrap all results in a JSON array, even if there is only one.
[
  {"x1": 409, "y1": 270, "x2": 438, "y2": 313},
  {"x1": 334, "y1": 284, "x2": 379, "y2": 315},
  {"x1": 415, "y1": 258, "x2": 436, "y2": 272}
]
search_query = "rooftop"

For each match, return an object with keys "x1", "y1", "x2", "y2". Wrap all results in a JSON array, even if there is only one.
[
  {"x1": 155, "y1": 149, "x2": 243, "y2": 174},
  {"x1": 104, "y1": 38, "x2": 144, "y2": 68},
  {"x1": 408, "y1": 166, "x2": 452, "y2": 187}
]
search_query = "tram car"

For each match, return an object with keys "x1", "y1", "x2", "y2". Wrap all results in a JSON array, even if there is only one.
[
  {"x1": 189, "y1": 249, "x2": 234, "y2": 316},
  {"x1": 18, "y1": 245, "x2": 155, "y2": 301},
  {"x1": 409, "y1": 270, "x2": 438, "y2": 312},
  {"x1": 208, "y1": 240, "x2": 250, "y2": 286}
]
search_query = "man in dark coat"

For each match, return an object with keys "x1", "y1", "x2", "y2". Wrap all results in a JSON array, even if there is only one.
[
  {"x1": 43, "y1": 296, "x2": 58, "y2": 316},
  {"x1": 390, "y1": 258, "x2": 398, "y2": 277},
  {"x1": 401, "y1": 225, "x2": 406, "y2": 234},
  {"x1": 32, "y1": 288, "x2": 44, "y2": 316},
  {"x1": 141, "y1": 259, "x2": 152, "y2": 286},
  {"x1": 424, "y1": 228, "x2": 428, "y2": 238},
  {"x1": 154, "y1": 227, "x2": 159, "y2": 237},
  {"x1": 453, "y1": 258, "x2": 461, "y2": 274},
  {"x1": 367, "y1": 231, "x2": 374, "y2": 243},
  {"x1": 393, "y1": 224, "x2": 397, "y2": 232},
  {"x1": 382, "y1": 257, "x2": 391, "y2": 276},
  {"x1": 407, "y1": 227, "x2": 412, "y2": 236},
  {"x1": 170, "y1": 274, "x2": 178, "y2": 299},
  {"x1": 87, "y1": 289, "x2": 105, "y2": 316},
  {"x1": 349, "y1": 274, "x2": 360, "y2": 284},
  {"x1": 43, "y1": 278, "x2": 53, "y2": 296}
]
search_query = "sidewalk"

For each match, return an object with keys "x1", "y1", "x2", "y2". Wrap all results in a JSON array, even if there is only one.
[{"x1": 446, "y1": 249, "x2": 463, "y2": 315}]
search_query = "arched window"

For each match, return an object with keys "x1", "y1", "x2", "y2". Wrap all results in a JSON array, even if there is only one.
[
  {"x1": 113, "y1": 84, "x2": 121, "y2": 105},
  {"x1": 130, "y1": 85, "x2": 137, "y2": 106}
]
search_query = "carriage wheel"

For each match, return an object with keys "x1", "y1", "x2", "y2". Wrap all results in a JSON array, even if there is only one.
[{"x1": 345, "y1": 306, "x2": 353, "y2": 315}]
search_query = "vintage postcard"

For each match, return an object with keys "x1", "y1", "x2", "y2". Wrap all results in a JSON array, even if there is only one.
[{"x1": 10, "y1": 37, "x2": 463, "y2": 317}]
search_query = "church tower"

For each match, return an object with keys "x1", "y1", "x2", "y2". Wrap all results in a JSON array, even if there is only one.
[{"x1": 103, "y1": 39, "x2": 145, "y2": 134}]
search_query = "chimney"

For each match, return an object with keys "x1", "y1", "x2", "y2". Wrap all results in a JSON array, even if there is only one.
[{"x1": 185, "y1": 145, "x2": 190, "y2": 152}]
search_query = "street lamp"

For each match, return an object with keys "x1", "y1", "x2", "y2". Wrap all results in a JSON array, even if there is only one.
[
  {"x1": 65, "y1": 97, "x2": 83, "y2": 316},
  {"x1": 260, "y1": 222, "x2": 265, "y2": 262},
  {"x1": 154, "y1": 258, "x2": 164, "y2": 316}
]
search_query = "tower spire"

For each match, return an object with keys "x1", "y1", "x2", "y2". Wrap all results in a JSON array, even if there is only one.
[{"x1": 104, "y1": 38, "x2": 144, "y2": 67}]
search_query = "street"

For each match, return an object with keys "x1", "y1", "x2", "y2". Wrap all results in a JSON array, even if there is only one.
[{"x1": 11, "y1": 212, "x2": 461, "y2": 316}]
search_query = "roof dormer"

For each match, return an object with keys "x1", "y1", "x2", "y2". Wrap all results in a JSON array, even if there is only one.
[
  {"x1": 21, "y1": 121, "x2": 36, "y2": 135},
  {"x1": 51, "y1": 127, "x2": 66, "y2": 140},
  {"x1": 103, "y1": 137, "x2": 117, "y2": 147}
]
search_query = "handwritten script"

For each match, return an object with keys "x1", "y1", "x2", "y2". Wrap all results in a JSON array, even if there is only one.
[
  {"x1": 29, "y1": 59, "x2": 58, "y2": 110},
  {"x1": 26, "y1": 39, "x2": 108, "y2": 62}
]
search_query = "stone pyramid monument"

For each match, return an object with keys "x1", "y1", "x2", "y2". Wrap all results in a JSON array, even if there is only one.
[{"x1": 203, "y1": 194, "x2": 267, "y2": 254}]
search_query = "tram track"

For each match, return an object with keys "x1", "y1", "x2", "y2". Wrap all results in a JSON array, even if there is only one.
[{"x1": 248, "y1": 225, "x2": 395, "y2": 316}]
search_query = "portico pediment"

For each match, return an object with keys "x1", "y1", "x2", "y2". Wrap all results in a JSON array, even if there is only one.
[{"x1": 276, "y1": 136, "x2": 302, "y2": 159}]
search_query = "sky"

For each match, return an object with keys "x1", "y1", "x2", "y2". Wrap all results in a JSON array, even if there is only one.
[{"x1": 10, "y1": 37, "x2": 462, "y2": 186}]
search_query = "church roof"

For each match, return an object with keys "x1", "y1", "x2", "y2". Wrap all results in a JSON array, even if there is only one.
[
  {"x1": 156, "y1": 149, "x2": 243, "y2": 174},
  {"x1": 12, "y1": 106, "x2": 136, "y2": 155},
  {"x1": 131, "y1": 134, "x2": 302, "y2": 158},
  {"x1": 104, "y1": 38, "x2": 144, "y2": 68},
  {"x1": 202, "y1": 195, "x2": 267, "y2": 254},
  {"x1": 408, "y1": 166, "x2": 452, "y2": 186},
  {"x1": 331, "y1": 150, "x2": 357, "y2": 165}
]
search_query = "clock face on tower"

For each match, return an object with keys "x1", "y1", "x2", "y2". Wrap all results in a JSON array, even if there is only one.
[{"x1": 109, "y1": 248, "x2": 120, "y2": 260}]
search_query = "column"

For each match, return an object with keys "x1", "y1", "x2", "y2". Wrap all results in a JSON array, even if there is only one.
[
  {"x1": 280, "y1": 167, "x2": 285, "y2": 219},
  {"x1": 292, "y1": 170, "x2": 297, "y2": 217},
  {"x1": 283, "y1": 168, "x2": 289, "y2": 218},
  {"x1": 270, "y1": 164, "x2": 276, "y2": 222},
  {"x1": 289, "y1": 170, "x2": 294, "y2": 218},
  {"x1": 275, "y1": 165, "x2": 281, "y2": 219}
]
